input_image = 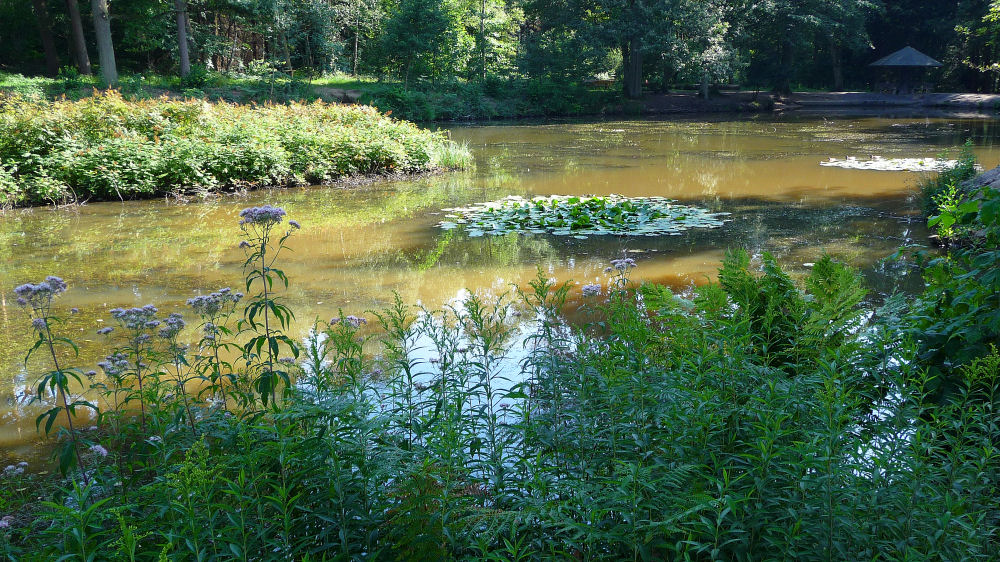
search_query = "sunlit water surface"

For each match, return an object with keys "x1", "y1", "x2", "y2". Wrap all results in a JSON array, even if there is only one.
[{"x1": 4, "y1": 113, "x2": 1000, "y2": 457}]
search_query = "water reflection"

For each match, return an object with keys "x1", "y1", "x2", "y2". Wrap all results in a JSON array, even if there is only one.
[{"x1": 2, "y1": 113, "x2": 998, "y2": 452}]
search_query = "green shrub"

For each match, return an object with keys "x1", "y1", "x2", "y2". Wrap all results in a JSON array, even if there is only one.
[{"x1": 0, "y1": 91, "x2": 470, "y2": 206}]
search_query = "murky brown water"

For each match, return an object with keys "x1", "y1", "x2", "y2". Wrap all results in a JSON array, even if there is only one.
[{"x1": 3, "y1": 113, "x2": 999, "y2": 456}]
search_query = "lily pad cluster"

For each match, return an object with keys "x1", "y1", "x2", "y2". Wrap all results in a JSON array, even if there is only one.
[{"x1": 438, "y1": 195, "x2": 729, "y2": 239}]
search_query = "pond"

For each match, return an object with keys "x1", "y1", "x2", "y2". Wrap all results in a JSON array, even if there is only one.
[{"x1": 3, "y1": 112, "x2": 1000, "y2": 456}]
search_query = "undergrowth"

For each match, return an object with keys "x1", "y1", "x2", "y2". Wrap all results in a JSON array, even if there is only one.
[{"x1": 3, "y1": 200, "x2": 999, "y2": 560}]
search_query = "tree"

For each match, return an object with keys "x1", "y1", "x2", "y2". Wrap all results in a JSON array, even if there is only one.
[
  {"x1": 175, "y1": 0, "x2": 192, "y2": 77},
  {"x1": 30, "y1": 0, "x2": 60, "y2": 76},
  {"x1": 465, "y1": 0, "x2": 521, "y2": 81},
  {"x1": 732, "y1": 0, "x2": 879, "y2": 92},
  {"x1": 383, "y1": 0, "x2": 470, "y2": 85},
  {"x1": 65, "y1": 0, "x2": 92, "y2": 74},
  {"x1": 91, "y1": 0, "x2": 118, "y2": 85}
]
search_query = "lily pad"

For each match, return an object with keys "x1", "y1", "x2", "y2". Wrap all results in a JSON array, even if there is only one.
[{"x1": 437, "y1": 195, "x2": 729, "y2": 238}]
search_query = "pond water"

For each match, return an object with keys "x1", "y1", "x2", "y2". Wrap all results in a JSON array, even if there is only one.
[{"x1": 3, "y1": 112, "x2": 1000, "y2": 456}]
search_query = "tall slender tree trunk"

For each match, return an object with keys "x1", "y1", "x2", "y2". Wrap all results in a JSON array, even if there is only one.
[
  {"x1": 31, "y1": 0, "x2": 60, "y2": 76},
  {"x1": 829, "y1": 36, "x2": 844, "y2": 91},
  {"x1": 281, "y1": 33, "x2": 293, "y2": 73},
  {"x1": 352, "y1": 2, "x2": 360, "y2": 76},
  {"x1": 622, "y1": 37, "x2": 643, "y2": 99},
  {"x1": 65, "y1": 0, "x2": 91, "y2": 75},
  {"x1": 479, "y1": 0, "x2": 486, "y2": 81},
  {"x1": 90, "y1": 0, "x2": 117, "y2": 86},
  {"x1": 174, "y1": 0, "x2": 191, "y2": 77}
]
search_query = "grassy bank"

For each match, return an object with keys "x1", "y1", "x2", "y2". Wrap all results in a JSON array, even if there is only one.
[
  {"x1": 0, "y1": 71, "x2": 627, "y2": 123},
  {"x1": 3, "y1": 182, "x2": 1000, "y2": 558},
  {"x1": 0, "y1": 91, "x2": 471, "y2": 207}
]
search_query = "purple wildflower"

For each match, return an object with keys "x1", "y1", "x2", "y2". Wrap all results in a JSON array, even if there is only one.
[
  {"x1": 14, "y1": 276, "x2": 67, "y2": 311},
  {"x1": 89, "y1": 444, "x2": 109, "y2": 457},
  {"x1": 158, "y1": 313, "x2": 185, "y2": 339},
  {"x1": 238, "y1": 240, "x2": 251, "y2": 249},
  {"x1": 332, "y1": 315, "x2": 367, "y2": 329},
  {"x1": 98, "y1": 352, "x2": 130, "y2": 377},
  {"x1": 31, "y1": 318, "x2": 48, "y2": 332},
  {"x1": 581, "y1": 283, "x2": 602, "y2": 296},
  {"x1": 187, "y1": 289, "x2": 242, "y2": 317},
  {"x1": 609, "y1": 257, "x2": 637, "y2": 272},
  {"x1": 238, "y1": 205, "x2": 286, "y2": 226},
  {"x1": 97, "y1": 327, "x2": 114, "y2": 335},
  {"x1": 288, "y1": 220, "x2": 301, "y2": 230},
  {"x1": 70, "y1": 308, "x2": 79, "y2": 314},
  {"x1": 110, "y1": 306, "x2": 158, "y2": 330},
  {"x1": 0, "y1": 517, "x2": 11, "y2": 529}
]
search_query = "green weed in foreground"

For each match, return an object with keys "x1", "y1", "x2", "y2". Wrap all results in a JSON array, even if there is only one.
[
  {"x1": 2, "y1": 202, "x2": 999, "y2": 560},
  {"x1": 0, "y1": 91, "x2": 471, "y2": 207}
]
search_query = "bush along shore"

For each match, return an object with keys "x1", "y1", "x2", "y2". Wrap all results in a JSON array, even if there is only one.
[
  {"x1": 2, "y1": 185, "x2": 1000, "y2": 559},
  {"x1": 0, "y1": 91, "x2": 472, "y2": 207}
]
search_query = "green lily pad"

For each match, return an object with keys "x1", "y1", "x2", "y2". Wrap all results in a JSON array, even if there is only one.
[{"x1": 438, "y1": 195, "x2": 729, "y2": 238}]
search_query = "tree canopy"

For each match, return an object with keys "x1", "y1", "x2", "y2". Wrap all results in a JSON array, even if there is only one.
[{"x1": 2, "y1": 0, "x2": 1000, "y2": 96}]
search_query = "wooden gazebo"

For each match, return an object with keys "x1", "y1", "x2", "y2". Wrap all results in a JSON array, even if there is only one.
[{"x1": 870, "y1": 46, "x2": 942, "y2": 94}]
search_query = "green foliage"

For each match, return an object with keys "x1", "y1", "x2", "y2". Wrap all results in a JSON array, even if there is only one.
[
  {"x1": 906, "y1": 180, "x2": 1000, "y2": 404},
  {"x1": 439, "y1": 194, "x2": 728, "y2": 238},
  {"x1": 7, "y1": 216, "x2": 1000, "y2": 559},
  {"x1": 920, "y1": 142, "x2": 980, "y2": 218},
  {"x1": 0, "y1": 91, "x2": 469, "y2": 206}
]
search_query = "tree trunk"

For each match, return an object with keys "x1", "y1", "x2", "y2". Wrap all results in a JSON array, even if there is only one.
[
  {"x1": 174, "y1": 0, "x2": 191, "y2": 77},
  {"x1": 622, "y1": 37, "x2": 643, "y2": 99},
  {"x1": 479, "y1": 0, "x2": 486, "y2": 81},
  {"x1": 90, "y1": 0, "x2": 117, "y2": 86},
  {"x1": 352, "y1": 1, "x2": 360, "y2": 75},
  {"x1": 65, "y1": 0, "x2": 91, "y2": 75},
  {"x1": 701, "y1": 68, "x2": 710, "y2": 100},
  {"x1": 31, "y1": 0, "x2": 60, "y2": 76},
  {"x1": 829, "y1": 36, "x2": 844, "y2": 91},
  {"x1": 775, "y1": 38, "x2": 793, "y2": 95},
  {"x1": 353, "y1": 30, "x2": 359, "y2": 75}
]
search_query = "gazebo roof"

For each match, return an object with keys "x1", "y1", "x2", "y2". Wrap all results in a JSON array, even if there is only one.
[{"x1": 870, "y1": 46, "x2": 942, "y2": 68}]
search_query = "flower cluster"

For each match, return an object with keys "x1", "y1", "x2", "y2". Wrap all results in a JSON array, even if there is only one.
[
  {"x1": 97, "y1": 326, "x2": 114, "y2": 335},
  {"x1": 581, "y1": 283, "x2": 602, "y2": 297},
  {"x1": 331, "y1": 315, "x2": 367, "y2": 329},
  {"x1": 14, "y1": 276, "x2": 67, "y2": 309},
  {"x1": 2, "y1": 462, "x2": 27, "y2": 476},
  {"x1": 110, "y1": 305, "x2": 159, "y2": 331},
  {"x1": 606, "y1": 258, "x2": 637, "y2": 273},
  {"x1": 89, "y1": 444, "x2": 109, "y2": 458},
  {"x1": 187, "y1": 288, "x2": 243, "y2": 318},
  {"x1": 31, "y1": 317, "x2": 48, "y2": 332},
  {"x1": 97, "y1": 352, "x2": 130, "y2": 377},
  {"x1": 0, "y1": 515, "x2": 13, "y2": 529},
  {"x1": 239, "y1": 205, "x2": 286, "y2": 226},
  {"x1": 159, "y1": 313, "x2": 186, "y2": 339}
]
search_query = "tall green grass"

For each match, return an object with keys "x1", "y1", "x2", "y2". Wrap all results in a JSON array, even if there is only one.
[
  {"x1": 0, "y1": 91, "x2": 470, "y2": 207},
  {"x1": 4, "y1": 204, "x2": 999, "y2": 560}
]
